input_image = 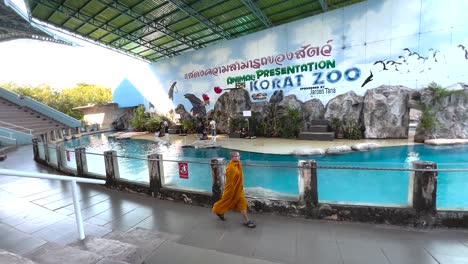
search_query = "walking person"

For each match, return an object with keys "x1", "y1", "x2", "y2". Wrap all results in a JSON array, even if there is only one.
[
  {"x1": 212, "y1": 151, "x2": 256, "y2": 228},
  {"x1": 209, "y1": 118, "x2": 216, "y2": 141}
]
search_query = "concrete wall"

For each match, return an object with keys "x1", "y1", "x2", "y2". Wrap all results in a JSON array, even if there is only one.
[{"x1": 80, "y1": 104, "x2": 134, "y2": 130}]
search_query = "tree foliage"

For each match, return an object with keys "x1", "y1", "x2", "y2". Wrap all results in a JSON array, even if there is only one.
[{"x1": 1, "y1": 82, "x2": 112, "y2": 120}]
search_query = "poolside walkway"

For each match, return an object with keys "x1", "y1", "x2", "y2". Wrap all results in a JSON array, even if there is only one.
[
  {"x1": 2, "y1": 145, "x2": 468, "y2": 264},
  {"x1": 134, "y1": 133, "x2": 417, "y2": 155}
]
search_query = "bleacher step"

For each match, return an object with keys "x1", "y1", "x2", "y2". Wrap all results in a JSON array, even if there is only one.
[{"x1": 298, "y1": 131, "x2": 335, "y2": 141}]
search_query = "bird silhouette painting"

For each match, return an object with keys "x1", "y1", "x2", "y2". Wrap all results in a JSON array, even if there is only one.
[
  {"x1": 168, "y1": 81, "x2": 177, "y2": 100},
  {"x1": 184, "y1": 93, "x2": 206, "y2": 117},
  {"x1": 361, "y1": 71, "x2": 373, "y2": 88},
  {"x1": 458, "y1": 44, "x2": 468, "y2": 59},
  {"x1": 373, "y1": 60, "x2": 388, "y2": 71}
]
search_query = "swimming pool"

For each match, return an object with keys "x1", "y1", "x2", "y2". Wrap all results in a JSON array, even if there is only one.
[{"x1": 62, "y1": 133, "x2": 468, "y2": 209}]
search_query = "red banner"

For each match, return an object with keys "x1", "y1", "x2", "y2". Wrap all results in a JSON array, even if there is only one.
[{"x1": 178, "y1": 162, "x2": 189, "y2": 179}]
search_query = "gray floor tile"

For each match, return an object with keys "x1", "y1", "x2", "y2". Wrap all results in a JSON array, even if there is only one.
[
  {"x1": 296, "y1": 240, "x2": 342, "y2": 264},
  {"x1": 86, "y1": 216, "x2": 111, "y2": 226},
  {"x1": 14, "y1": 212, "x2": 67, "y2": 234},
  {"x1": 144, "y1": 241, "x2": 206, "y2": 264},
  {"x1": 0, "y1": 223, "x2": 46, "y2": 255},
  {"x1": 381, "y1": 241, "x2": 438, "y2": 264},
  {"x1": 424, "y1": 240, "x2": 468, "y2": 257},
  {"x1": 433, "y1": 254, "x2": 468, "y2": 264},
  {"x1": 337, "y1": 241, "x2": 390, "y2": 264},
  {"x1": 253, "y1": 220, "x2": 296, "y2": 264}
]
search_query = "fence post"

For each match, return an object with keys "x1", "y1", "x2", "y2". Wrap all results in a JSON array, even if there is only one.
[
  {"x1": 299, "y1": 160, "x2": 318, "y2": 215},
  {"x1": 210, "y1": 158, "x2": 226, "y2": 204},
  {"x1": 55, "y1": 145, "x2": 63, "y2": 171},
  {"x1": 32, "y1": 138, "x2": 39, "y2": 161},
  {"x1": 412, "y1": 161, "x2": 437, "y2": 213},
  {"x1": 75, "y1": 147, "x2": 88, "y2": 177},
  {"x1": 148, "y1": 153, "x2": 163, "y2": 196},
  {"x1": 104, "y1": 150, "x2": 120, "y2": 187}
]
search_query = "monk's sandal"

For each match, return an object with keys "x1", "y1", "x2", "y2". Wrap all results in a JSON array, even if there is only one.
[
  {"x1": 216, "y1": 214, "x2": 226, "y2": 221},
  {"x1": 243, "y1": 220, "x2": 256, "y2": 228}
]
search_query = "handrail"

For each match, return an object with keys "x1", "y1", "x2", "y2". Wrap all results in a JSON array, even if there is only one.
[
  {"x1": 0, "y1": 87, "x2": 81, "y2": 127},
  {"x1": 0, "y1": 169, "x2": 105, "y2": 240},
  {"x1": 0, "y1": 134, "x2": 17, "y2": 144},
  {"x1": 0, "y1": 120, "x2": 33, "y2": 134}
]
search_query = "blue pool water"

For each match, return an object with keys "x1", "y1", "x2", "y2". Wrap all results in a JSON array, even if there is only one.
[{"x1": 63, "y1": 133, "x2": 468, "y2": 209}]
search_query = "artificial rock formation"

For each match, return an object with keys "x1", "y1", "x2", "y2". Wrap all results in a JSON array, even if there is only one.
[
  {"x1": 414, "y1": 84, "x2": 468, "y2": 139},
  {"x1": 212, "y1": 89, "x2": 252, "y2": 133},
  {"x1": 324, "y1": 91, "x2": 363, "y2": 125},
  {"x1": 302, "y1": 99, "x2": 325, "y2": 125},
  {"x1": 362, "y1": 86, "x2": 410, "y2": 138}
]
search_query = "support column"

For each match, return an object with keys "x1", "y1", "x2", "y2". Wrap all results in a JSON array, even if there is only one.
[
  {"x1": 299, "y1": 160, "x2": 318, "y2": 215},
  {"x1": 148, "y1": 153, "x2": 163, "y2": 196},
  {"x1": 210, "y1": 158, "x2": 226, "y2": 204},
  {"x1": 67, "y1": 128, "x2": 72, "y2": 137},
  {"x1": 104, "y1": 150, "x2": 120, "y2": 187},
  {"x1": 75, "y1": 147, "x2": 88, "y2": 177},
  {"x1": 32, "y1": 138, "x2": 39, "y2": 161},
  {"x1": 43, "y1": 137, "x2": 50, "y2": 163},
  {"x1": 51, "y1": 130, "x2": 57, "y2": 141},
  {"x1": 412, "y1": 161, "x2": 437, "y2": 213},
  {"x1": 55, "y1": 145, "x2": 63, "y2": 170}
]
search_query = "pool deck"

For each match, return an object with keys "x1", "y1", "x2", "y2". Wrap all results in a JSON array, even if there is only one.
[
  {"x1": 134, "y1": 133, "x2": 417, "y2": 155},
  {"x1": 2, "y1": 144, "x2": 468, "y2": 264}
]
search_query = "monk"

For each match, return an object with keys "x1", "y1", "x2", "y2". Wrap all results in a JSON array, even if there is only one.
[{"x1": 212, "y1": 151, "x2": 256, "y2": 228}]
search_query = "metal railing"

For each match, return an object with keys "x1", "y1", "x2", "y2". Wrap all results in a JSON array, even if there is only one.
[
  {"x1": 0, "y1": 169, "x2": 105, "y2": 240},
  {"x1": 0, "y1": 120, "x2": 33, "y2": 134}
]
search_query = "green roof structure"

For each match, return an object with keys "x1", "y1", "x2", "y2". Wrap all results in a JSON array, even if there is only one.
[{"x1": 20, "y1": 0, "x2": 364, "y2": 62}]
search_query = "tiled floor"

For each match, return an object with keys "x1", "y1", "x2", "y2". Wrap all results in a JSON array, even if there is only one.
[{"x1": 1, "y1": 145, "x2": 468, "y2": 264}]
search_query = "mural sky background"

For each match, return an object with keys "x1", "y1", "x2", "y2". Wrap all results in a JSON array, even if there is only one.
[{"x1": 128, "y1": 0, "x2": 468, "y2": 115}]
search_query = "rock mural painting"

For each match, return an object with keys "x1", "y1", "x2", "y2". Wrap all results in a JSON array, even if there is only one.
[{"x1": 111, "y1": 0, "x2": 468, "y2": 140}]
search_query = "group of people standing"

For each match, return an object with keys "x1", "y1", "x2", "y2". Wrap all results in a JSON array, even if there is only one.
[
  {"x1": 154, "y1": 120, "x2": 169, "y2": 137},
  {"x1": 196, "y1": 118, "x2": 217, "y2": 141}
]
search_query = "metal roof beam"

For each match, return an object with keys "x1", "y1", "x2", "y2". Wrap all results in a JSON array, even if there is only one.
[
  {"x1": 318, "y1": 0, "x2": 328, "y2": 12},
  {"x1": 32, "y1": 0, "x2": 172, "y2": 58},
  {"x1": 165, "y1": 0, "x2": 231, "y2": 40},
  {"x1": 92, "y1": 0, "x2": 203, "y2": 50},
  {"x1": 239, "y1": 0, "x2": 273, "y2": 28}
]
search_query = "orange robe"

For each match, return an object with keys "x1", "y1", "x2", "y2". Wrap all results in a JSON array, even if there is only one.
[{"x1": 212, "y1": 160, "x2": 247, "y2": 214}]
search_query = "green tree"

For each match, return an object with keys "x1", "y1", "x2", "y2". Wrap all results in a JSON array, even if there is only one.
[
  {"x1": 1, "y1": 82, "x2": 112, "y2": 120},
  {"x1": 278, "y1": 108, "x2": 302, "y2": 138},
  {"x1": 57, "y1": 83, "x2": 112, "y2": 119},
  {"x1": 131, "y1": 105, "x2": 149, "y2": 131}
]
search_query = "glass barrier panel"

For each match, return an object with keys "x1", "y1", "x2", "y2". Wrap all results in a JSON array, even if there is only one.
[
  {"x1": 85, "y1": 152, "x2": 106, "y2": 177},
  {"x1": 243, "y1": 161, "x2": 299, "y2": 201},
  {"x1": 317, "y1": 162, "x2": 410, "y2": 207},
  {"x1": 118, "y1": 156, "x2": 149, "y2": 184},
  {"x1": 436, "y1": 163, "x2": 468, "y2": 210},
  {"x1": 62, "y1": 149, "x2": 77, "y2": 170},
  {"x1": 38, "y1": 142, "x2": 45, "y2": 160},
  {"x1": 48, "y1": 146, "x2": 57, "y2": 166},
  {"x1": 161, "y1": 159, "x2": 212, "y2": 193}
]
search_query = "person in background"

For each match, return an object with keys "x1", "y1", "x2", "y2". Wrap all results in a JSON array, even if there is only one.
[
  {"x1": 163, "y1": 120, "x2": 169, "y2": 133},
  {"x1": 211, "y1": 151, "x2": 256, "y2": 228},
  {"x1": 209, "y1": 118, "x2": 217, "y2": 142}
]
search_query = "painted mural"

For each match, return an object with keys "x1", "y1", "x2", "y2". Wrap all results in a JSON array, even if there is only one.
[{"x1": 132, "y1": 0, "x2": 467, "y2": 118}]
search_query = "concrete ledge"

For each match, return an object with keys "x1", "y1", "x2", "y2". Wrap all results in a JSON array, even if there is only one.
[
  {"x1": 425, "y1": 138, "x2": 468, "y2": 145},
  {"x1": 326, "y1": 145, "x2": 352, "y2": 154},
  {"x1": 351, "y1": 143, "x2": 379, "y2": 151}
]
